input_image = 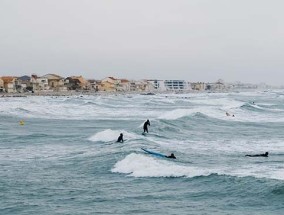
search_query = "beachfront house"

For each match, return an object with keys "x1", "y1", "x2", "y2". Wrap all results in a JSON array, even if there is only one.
[
  {"x1": 164, "y1": 80, "x2": 189, "y2": 91},
  {"x1": 101, "y1": 77, "x2": 121, "y2": 92},
  {"x1": 147, "y1": 80, "x2": 166, "y2": 91},
  {"x1": 191, "y1": 82, "x2": 206, "y2": 91},
  {"x1": 205, "y1": 79, "x2": 227, "y2": 91},
  {"x1": 121, "y1": 79, "x2": 146, "y2": 92},
  {"x1": 65, "y1": 76, "x2": 90, "y2": 91},
  {"x1": 41, "y1": 74, "x2": 67, "y2": 91},
  {"x1": 30, "y1": 74, "x2": 50, "y2": 92},
  {"x1": 88, "y1": 79, "x2": 101, "y2": 91},
  {"x1": 133, "y1": 80, "x2": 151, "y2": 92},
  {"x1": 1, "y1": 76, "x2": 17, "y2": 93},
  {"x1": 16, "y1": 75, "x2": 32, "y2": 92},
  {"x1": 0, "y1": 78, "x2": 4, "y2": 92},
  {"x1": 129, "y1": 80, "x2": 136, "y2": 91},
  {"x1": 116, "y1": 79, "x2": 130, "y2": 91},
  {"x1": 126, "y1": 79, "x2": 152, "y2": 92}
]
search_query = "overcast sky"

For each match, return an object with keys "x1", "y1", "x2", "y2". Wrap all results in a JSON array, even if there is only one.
[{"x1": 0, "y1": 0, "x2": 283, "y2": 85}]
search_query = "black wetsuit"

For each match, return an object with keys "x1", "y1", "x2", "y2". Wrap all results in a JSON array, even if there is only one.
[
  {"x1": 117, "y1": 135, "x2": 123, "y2": 143},
  {"x1": 245, "y1": 153, "x2": 268, "y2": 157},
  {"x1": 166, "y1": 154, "x2": 176, "y2": 159},
  {"x1": 143, "y1": 120, "x2": 150, "y2": 133}
]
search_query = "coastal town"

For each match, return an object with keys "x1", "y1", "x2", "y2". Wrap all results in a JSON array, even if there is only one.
[{"x1": 0, "y1": 73, "x2": 274, "y2": 95}]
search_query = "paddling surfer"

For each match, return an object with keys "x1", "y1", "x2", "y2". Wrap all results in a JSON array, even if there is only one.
[
  {"x1": 245, "y1": 152, "x2": 268, "y2": 157},
  {"x1": 166, "y1": 153, "x2": 176, "y2": 159}
]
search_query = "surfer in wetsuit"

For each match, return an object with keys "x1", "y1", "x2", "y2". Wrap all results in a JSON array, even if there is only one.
[
  {"x1": 166, "y1": 153, "x2": 176, "y2": 159},
  {"x1": 245, "y1": 152, "x2": 268, "y2": 157},
  {"x1": 143, "y1": 119, "x2": 150, "y2": 133},
  {"x1": 117, "y1": 133, "x2": 124, "y2": 143}
]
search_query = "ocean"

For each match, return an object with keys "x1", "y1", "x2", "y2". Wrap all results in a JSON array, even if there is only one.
[{"x1": 0, "y1": 90, "x2": 283, "y2": 215}]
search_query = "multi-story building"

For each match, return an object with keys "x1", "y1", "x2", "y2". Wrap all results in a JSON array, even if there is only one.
[
  {"x1": 1, "y1": 76, "x2": 17, "y2": 93},
  {"x1": 191, "y1": 82, "x2": 206, "y2": 91},
  {"x1": 164, "y1": 80, "x2": 189, "y2": 91},
  {"x1": 147, "y1": 80, "x2": 166, "y2": 91},
  {"x1": 147, "y1": 80, "x2": 189, "y2": 91},
  {"x1": 0, "y1": 78, "x2": 4, "y2": 92},
  {"x1": 87, "y1": 79, "x2": 100, "y2": 91},
  {"x1": 16, "y1": 75, "x2": 32, "y2": 92},
  {"x1": 65, "y1": 76, "x2": 90, "y2": 90},
  {"x1": 119, "y1": 79, "x2": 130, "y2": 91},
  {"x1": 30, "y1": 74, "x2": 50, "y2": 91},
  {"x1": 41, "y1": 74, "x2": 67, "y2": 91},
  {"x1": 100, "y1": 77, "x2": 121, "y2": 91}
]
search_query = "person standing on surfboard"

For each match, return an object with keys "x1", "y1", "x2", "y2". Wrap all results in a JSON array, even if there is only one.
[{"x1": 143, "y1": 119, "x2": 150, "y2": 133}]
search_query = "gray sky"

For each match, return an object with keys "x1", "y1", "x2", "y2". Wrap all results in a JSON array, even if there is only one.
[{"x1": 0, "y1": 0, "x2": 283, "y2": 85}]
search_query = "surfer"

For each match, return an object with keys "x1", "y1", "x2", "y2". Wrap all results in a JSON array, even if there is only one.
[
  {"x1": 166, "y1": 153, "x2": 176, "y2": 159},
  {"x1": 226, "y1": 112, "x2": 230, "y2": 116},
  {"x1": 116, "y1": 133, "x2": 124, "y2": 143},
  {"x1": 143, "y1": 119, "x2": 150, "y2": 133},
  {"x1": 245, "y1": 152, "x2": 269, "y2": 157}
]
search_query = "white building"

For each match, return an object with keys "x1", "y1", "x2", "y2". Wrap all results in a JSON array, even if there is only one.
[
  {"x1": 147, "y1": 80, "x2": 166, "y2": 91},
  {"x1": 164, "y1": 80, "x2": 189, "y2": 91},
  {"x1": 30, "y1": 75, "x2": 50, "y2": 91},
  {"x1": 146, "y1": 80, "x2": 189, "y2": 91}
]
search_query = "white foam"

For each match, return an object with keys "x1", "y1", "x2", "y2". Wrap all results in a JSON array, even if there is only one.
[
  {"x1": 218, "y1": 164, "x2": 284, "y2": 181},
  {"x1": 88, "y1": 129, "x2": 138, "y2": 142},
  {"x1": 112, "y1": 153, "x2": 284, "y2": 180},
  {"x1": 191, "y1": 97, "x2": 244, "y2": 109},
  {"x1": 151, "y1": 139, "x2": 284, "y2": 157},
  {"x1": 1, "y1": 92, "x2": 284, "y2": 123},
  {"x1": 158, "y1": 109, "x2": 195, "y2": 120},
  {"x1": 111, "y1": 153, "x2": 211, "y2": 178},
  {"x1": 1, "y1": 96, "x2": 153, "y2": 120},
  {"x1": 157, "y1": 106, "x2": 231, "y2": 121}
]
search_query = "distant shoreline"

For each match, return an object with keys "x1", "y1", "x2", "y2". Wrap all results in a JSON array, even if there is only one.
[
  {"x1": 0, "y1": 90, "x2": 193, "y2": 97},
  {"x1": 0, "y1": 91, "x2": 171, "y2": 97},
  {"x1": 1, "y1": 91, "x2": 103, "y2": 97},
  {"x1": 0, "y1": 89, "x2": 263, "y2": 98}
]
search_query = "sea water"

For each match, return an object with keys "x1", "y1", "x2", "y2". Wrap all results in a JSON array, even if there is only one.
[{"x1": 0, "y1": 91, "x2": 283, "y2": 215}]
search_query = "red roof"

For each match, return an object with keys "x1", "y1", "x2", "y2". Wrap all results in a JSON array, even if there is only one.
[{"x1": 1, "y1": 76, "x2": 16, "y2": 83}]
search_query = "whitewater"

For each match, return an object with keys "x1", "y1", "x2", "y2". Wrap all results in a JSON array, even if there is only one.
[{"x1": 0, "y1": 90, "x2": 283, "y2": 214}]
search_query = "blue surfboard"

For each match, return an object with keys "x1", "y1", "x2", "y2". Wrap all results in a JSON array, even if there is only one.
[{"x1": 141, "y1": 148, "x2": 166, "y2": 158}]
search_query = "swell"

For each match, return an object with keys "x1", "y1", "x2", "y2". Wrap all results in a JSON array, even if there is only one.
[
  {"x1": 188, "y1": 174, "x2": 284, "y2": 204},
  {"x1": 165, "y1": 112, "x2": 234, "y2": 126},
  {"x1": 113, "y1": 153, "x2": 284, "y2": 181},
  {"x1": 241, "y1": 103, "x2": 284, "y2": 113},
  {"x1": 15, "y1": 107, "x2": 32, "y2": 113}
]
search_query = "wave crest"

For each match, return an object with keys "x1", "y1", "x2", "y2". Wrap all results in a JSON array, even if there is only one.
[
  {"x1": 111, "y1": 153, "x2": 210, "y2": 178},
  {"x1": 88, "y1": 129, "x2": 138, "y2": 142}
]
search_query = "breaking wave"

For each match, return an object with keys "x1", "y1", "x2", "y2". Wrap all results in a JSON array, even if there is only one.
[{"x1": 112, "y1": 153, "x2": 284, "y2": 181}]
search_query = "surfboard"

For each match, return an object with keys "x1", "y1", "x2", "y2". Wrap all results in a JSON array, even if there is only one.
[{"x1": 141, "y1": 148, "x2": 166, "y2": 158}]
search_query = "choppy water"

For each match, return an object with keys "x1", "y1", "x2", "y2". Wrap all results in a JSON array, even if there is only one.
[{"x1": 0, "y1": 91, "x2": 284, "y2": 214}]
